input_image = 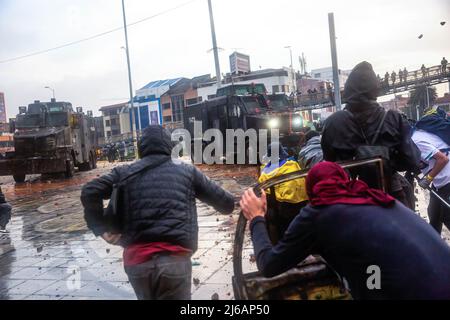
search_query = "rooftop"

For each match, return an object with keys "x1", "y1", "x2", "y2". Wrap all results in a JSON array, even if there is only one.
[
  {"x1": 139, "y1": 78, "x2": 182, "y2": 90},
  {"x1": 99, "y1": 102, "x2": 127, "y2": 111}
]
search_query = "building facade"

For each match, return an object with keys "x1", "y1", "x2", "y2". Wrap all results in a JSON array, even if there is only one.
[
  {"x1": 379, "y1": 95, "x2": 409, "y2": 112},
  {"x1": 99, "y1": 102, "x2": 128, "y2": 143},
  {"x1": 159, "y1": 75, "x2": 211, "y2": 129},
  {"x1": 310, "y1": 67, "x2": 351, "y2": 89},
  {"x1": 131, "y1": 78, "x2": 184, "y2": 131},
  {"x1": 296, "y1": 77, "x2": 332, "y2": 94}
]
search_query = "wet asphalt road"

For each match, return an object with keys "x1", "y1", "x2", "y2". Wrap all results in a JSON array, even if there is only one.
[
  {"x1": 0, "y1": 161, "x2": 258, "y2": 300},
  {"x1": 0, "y1": 161, "x2": 448, "y2": 300}
]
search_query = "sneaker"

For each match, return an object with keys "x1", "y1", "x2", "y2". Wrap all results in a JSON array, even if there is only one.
[{"x1": 0, "y1": 225, "x2": 8, "y2": 233}]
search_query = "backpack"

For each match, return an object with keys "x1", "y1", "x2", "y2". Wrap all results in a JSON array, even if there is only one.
[
  {"x1": 347, "y1": 110, "x2": 392, "y2": 192},
  {"x1": 354, "y1": 110, "x2": 390, "y2": 163}
]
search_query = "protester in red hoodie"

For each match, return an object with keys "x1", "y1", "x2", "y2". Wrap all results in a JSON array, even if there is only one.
[{"x1": 240, "y1": 161, "x2": 450, "y2": 299}]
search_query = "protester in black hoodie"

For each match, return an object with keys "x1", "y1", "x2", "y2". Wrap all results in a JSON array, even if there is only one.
[
  {"x1": 81, "y1": 125, "x2": 235, "y2": 300},
  {"x1": 321, "y1": 61, "x2": 421, "y2": 208}
]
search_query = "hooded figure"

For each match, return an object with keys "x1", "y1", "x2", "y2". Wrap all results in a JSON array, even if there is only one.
[
  {"x1": 321, "y1": 61, "x2": 421, "y2": 208},
  {"x1": 415, "y1": 106, "x2": 450, "y2": 146},
  {"x1": 81, "y1": 125, "x2": 235, "y2": 300}
]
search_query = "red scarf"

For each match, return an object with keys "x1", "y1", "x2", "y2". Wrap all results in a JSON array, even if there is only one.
[{"x1": 306, "y1": 162, "x2": 395, "y2": 207}]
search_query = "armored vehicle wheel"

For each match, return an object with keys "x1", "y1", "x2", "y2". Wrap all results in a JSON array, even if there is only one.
[
  {"x1": 78, "y1": 153, "x2": 95, "y2": 171},
  {"x1": 13, "y1": 174, "x2": 26, "y2": 183},
  {"x1": 91, "y1": 153, "x2": 97, "y2": 169},
  {"x1": 65, "y1": 160, "x2": 75, "y2": 178}
]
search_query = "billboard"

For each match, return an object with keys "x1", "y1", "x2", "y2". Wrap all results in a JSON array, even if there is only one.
[{"x1": 230, "y1": 52, "x2": 250, "y2": 75}]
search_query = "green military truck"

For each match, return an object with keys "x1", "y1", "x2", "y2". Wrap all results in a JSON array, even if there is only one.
[{"x1": 1, "y1": 99, "x2": 97, "y2": 183}]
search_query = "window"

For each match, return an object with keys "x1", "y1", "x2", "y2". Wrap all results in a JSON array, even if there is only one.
[
  {"x1": 186, "y1": 98, "x2": 199, "y2": 106},
  {"x1": 171, "y1": 94, "x2": 185, "y2": 122},
  {"x1": 272, "y1": 85, "x2": 279, "y2": 93},
  {"x1": 281, "y1": 85, "x2": 290, "y2": 93},
  {"x1": 105, "y1": 120, "x2": 110, "y2": 127},
  {"x1": 163, "y1": 116, "x2": 172, "y2": 122},
  {"x1": 106, "y1": 131, "x2": 111, "y2": 137},
  {"x1": 109, "y1": 110, "x2": 117, "y2": 116},
  {"x1": 207, "y1": 94, "x2": 216, "y2": 100},
  {"x1": 112, "y1": 129, "x2": 120, "y2": 136},
  {"x1": 314, "y1": 73, "x2": 321, "y2": 78},
  {"x1": 110, "y1": 118, "x2": 117, "y2": 126},
  {"x1": 163, "y1": 103, "x2": 171, "y2": 110},
  {"x1": 198, "y1": 97, "x2": 202, "y2": 102}
]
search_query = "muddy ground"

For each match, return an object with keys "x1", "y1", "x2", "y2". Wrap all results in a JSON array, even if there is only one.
[{"x1": 0, "y1": 161, "x2": 447, "y2": 300}]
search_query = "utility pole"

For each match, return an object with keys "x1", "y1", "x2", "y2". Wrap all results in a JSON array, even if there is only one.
[
  {"x1": 121, "y1": 0, "x2": 141, "y2": 145},
  {"x1": 328, "y1": 12, "x2": 342, "y2": 110},
  {"x1": 299, "y1": 52, "x2": 307, "y2": 75},
  {"x1": 207, "y1": 0, "x2": 221, "y2": 88},
  {"x1": 285, "y1": 46, "x2": 297, "y2": 95}
]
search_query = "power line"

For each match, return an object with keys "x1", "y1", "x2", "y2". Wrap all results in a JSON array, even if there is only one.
[{"x1": 0, "y1": 0, "x2": 198, "y2": 64}]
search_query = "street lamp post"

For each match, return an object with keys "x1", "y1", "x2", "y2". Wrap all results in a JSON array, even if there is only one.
[
  {"x1": 44, "y1": 86, "x2": 55, "y2": 100},
  {"x1": 207, "y1": 0, "x2": 221, "y2": 88},
  {"x1": 328, "y1": 12, "x2": 342, "y2": 110},
  {"x1": 121, "y1": 0, "x2": 141, "y2": 149},
  {"x1": 285, "y1": 46, "x2": 297, "y2": 95}
]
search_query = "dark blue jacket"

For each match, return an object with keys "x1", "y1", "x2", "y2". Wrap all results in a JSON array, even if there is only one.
[
  {"x1": 81, "y1": 126, "x2": 235, "y2": 251},
  {"x1": 250, "y1": 202, "x2": 450, "y2": 299}
]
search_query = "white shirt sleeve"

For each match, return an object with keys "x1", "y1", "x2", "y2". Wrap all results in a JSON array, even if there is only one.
[{"x1": 414, "y1": 139, "x2": 439, "y2": 161}]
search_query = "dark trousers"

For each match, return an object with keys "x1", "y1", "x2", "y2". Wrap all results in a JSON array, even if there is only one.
[
  {"x1": 0, "y1": 203, "x2": 11, "y2": 228},
  {"x1": 428, "y1": 183, "x2": 450, "y2": 235},
  {"x1": 266, "y1": 200, "x2": 307, "y2": 245},
  {"x1": 124, "y1": 254, "x2": 192, "y2": 300}
]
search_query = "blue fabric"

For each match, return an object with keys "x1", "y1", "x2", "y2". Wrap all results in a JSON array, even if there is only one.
[
  {"x1": 266, "y1": 142, "x2": 289, "y2": 160},
  {"x1": 415, "y1": 107, "x2": 450, "y2": 145},
  {"x1": 262, "y1": 158, "x2": 288, "y2": 174}
]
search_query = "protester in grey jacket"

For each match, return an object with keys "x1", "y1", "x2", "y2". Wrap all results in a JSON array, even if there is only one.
[{"x1": 298, "y1": 130, "x2": 323, "y2": 169}]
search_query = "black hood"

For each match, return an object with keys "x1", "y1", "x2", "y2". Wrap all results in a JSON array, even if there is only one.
[
  {"x1": 138, "y1": 125, "x2": 174, "y2": 158},
  {"x1": 343, "y1": 61, "x2": 380, "y2": 110}
]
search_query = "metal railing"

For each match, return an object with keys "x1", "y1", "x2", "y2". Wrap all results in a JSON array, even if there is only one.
[{"x1": 379, "y1": 64, "x2": 450, "y2": 95}]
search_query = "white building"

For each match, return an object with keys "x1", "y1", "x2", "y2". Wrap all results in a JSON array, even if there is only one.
[
  {"x1": 197, "y1": 68, "x2": 293, "y2": 101},
  {"x1": 310, "y1": 67, "x2": 351, "y2": 89}
]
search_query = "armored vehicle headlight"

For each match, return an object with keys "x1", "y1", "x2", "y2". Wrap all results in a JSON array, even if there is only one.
[
  {"x1": 268, "y1": 118, "x2": 279, "y2": 128},
  {"x1": 293, "y1": 117, "x2": 303, "y2": 127}
]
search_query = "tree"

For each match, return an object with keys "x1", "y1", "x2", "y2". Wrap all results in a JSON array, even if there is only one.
[{"x1": 407, "y1": 85, "x2": 437, "y2": 120}]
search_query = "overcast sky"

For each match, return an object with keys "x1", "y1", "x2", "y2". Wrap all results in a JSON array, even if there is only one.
[{"x1": 1, "y1": 0, "x2": 449, "y2": 117}]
